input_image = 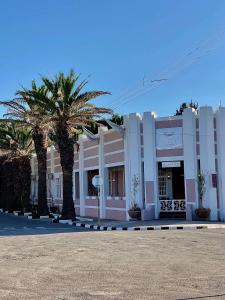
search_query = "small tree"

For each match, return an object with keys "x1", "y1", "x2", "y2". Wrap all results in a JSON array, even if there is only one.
[
  {"x1": 175, "y1": 101, "x2": 198, "y2": 115},
  {"x1": 198, "y1": 172, "x2": 206, "y2": 208},
  {"x1": 130, "y1": 174, "x2": 140, "y2": 209},
  {"x1": 195, "y1": 172, "x2": 211, "y2": 219}
]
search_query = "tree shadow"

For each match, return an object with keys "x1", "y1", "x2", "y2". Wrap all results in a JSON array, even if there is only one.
[{"x1": 0, "y1": 214, "x2": 92, "y2": 236}]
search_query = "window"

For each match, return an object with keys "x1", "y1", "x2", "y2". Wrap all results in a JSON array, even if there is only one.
[
  {"x1": 87, "y1": 169, "x2": 99, "y2": 196},
  {"x1": 108, "y1": 166, "x2": 125, "y2": 197},
  {"x1": 55, "y1": 176, "x2": 62, "y2": 198},
  {"x1": 158, "y1": 168, "x2": 167, "y2": 200},
  {"x1": 75, "y1": 172, "x2": 80, "y2": 199}
]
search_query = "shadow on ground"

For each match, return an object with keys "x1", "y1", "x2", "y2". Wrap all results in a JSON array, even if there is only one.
[{"x1": 0, "y1": 213, "x2": 91, "y2": 236}]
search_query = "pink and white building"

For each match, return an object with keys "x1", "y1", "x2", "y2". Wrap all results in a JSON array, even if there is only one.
[{"x1": 31, "y1": 106, "x2": 225, "y2": 221}]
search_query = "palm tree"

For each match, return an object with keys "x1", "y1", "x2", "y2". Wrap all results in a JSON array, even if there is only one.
[
  {"x1": 0, "y1": 82, "x2": 50, "y2": 215},
  {"x1": 0, "y1": 122, "x2": 33, "y2": 211},
  {"x1": 24, "y1": 70, "x2": 112, "y2": 219}
]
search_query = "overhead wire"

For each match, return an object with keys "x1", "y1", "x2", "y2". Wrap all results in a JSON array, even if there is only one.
[{"x1": 103, "y1": 28, "x2": 225, "y2": 113}]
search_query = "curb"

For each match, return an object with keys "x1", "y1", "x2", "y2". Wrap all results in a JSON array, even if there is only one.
[
  {"x1": 1, "y1": 209, "x2": 224, "y2": 232},
  {"x1": 72, "y1": 222, "x2": 210, "y2": 231}
]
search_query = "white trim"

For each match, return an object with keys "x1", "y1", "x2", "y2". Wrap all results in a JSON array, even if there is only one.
[
  {"x1": 84, "y1": 205, "x2": 98, "y2": 209},
  {"x1": 84, "y1": 145, "x2": 99, "y2": 151},
  {"x1": 156, "y1": 156, "x2": 184, "y2": 162},
  {"x1": 84, "y1": 155, "x2": 99, "y2": 160},
  {"x1": 105, "y1": 207, "x2": 126, "y2": 211},
  {"x1": 105, "y1": 162, "x2": 125, "y2": 168},
  {"x1": 84, "y1": 166, "x2": 99, "y2": 171},
  {"x1": 103, "y1": 128, "x2": 117, "y2": 135},
  {"x1": 104, "y1": 150, "x2": 124, "y2": 156},
  {"x1": 104, "y1": 138, "x2": 123, "y2": 145},
  {"x1": 156, "y1": 116, "x2": 183, "y2": 121}
]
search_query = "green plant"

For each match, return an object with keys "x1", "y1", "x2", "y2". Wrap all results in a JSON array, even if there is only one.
[
  {"x1": 131, "y1": 174, "x2": 140, "y2": 207},
  {"x1": 24, "y1": 70, "x2": 112, "y2": 219},
  {"x1": 129, "y1": 202, "x2": 141, "y2": 211},
  {"x1": 198, "y1": 172, "x2": 206, "y2": 207},
  {"x1": 196, "y1": 172, "x2": 211, "y2": 220}
]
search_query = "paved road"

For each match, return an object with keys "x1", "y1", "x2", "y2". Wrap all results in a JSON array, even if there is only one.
[
  {"x1": 0, "y1": 214, "x2": 225, "y2": 299},
  {"x1": 0, "y1": 213, "x2": 90, "y2": 236}
]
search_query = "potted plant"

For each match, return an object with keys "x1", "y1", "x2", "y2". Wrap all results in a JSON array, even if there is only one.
[
  {"x1": 128, "y1": 203, "x2": 141, "y2": 220},
  {"x1": 195, "y1": 172, "x2": 211, "y2": 220},
  {"x1": 128, "y1": 174, "x2": 141, "y2": 220}
]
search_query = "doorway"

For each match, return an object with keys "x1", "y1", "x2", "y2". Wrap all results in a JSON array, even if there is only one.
[{"x1": 158, "y1": 161, "x2": 185, "y2": 218}]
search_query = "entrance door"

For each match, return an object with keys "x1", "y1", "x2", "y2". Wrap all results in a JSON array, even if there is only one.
[{"x1": 158, "y1": 161, "x2": 186, "y2": 218}]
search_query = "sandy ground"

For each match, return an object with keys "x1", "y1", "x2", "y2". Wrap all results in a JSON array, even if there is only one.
[{"x1": 1, "y1": 223, "x2": 225, "y2": 300}]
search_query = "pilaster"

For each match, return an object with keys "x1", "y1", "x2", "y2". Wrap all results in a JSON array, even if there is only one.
[
  {"x1": 142, "y1": 112, "x2": 157, "y2": 219},
  {"x1": 98, "y1": 126, "x2": 108, "y2": 219},
  {"x1": 124, "y1": 113, "x2": 143, "y2": 219},
  {"x1": 78, "y1": 135, "x2": 86, "y2": 216},
  {"x1": 199, "y1": 106, "x2": 217, "y2": 221},
  {"x1": 183, "y1": 108, "x2": 198, "y2": 221},
  {"x1": 215, "y1": 107, "x2": 225, "y2": 221}
]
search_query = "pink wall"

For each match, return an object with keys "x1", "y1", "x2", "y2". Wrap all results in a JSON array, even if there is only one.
[
  {"x1": 75, "y1": 206, "x2": 80, "y2": 216},
  {"x1": 85, "y1": 207, "x2": 98, "y2": 217},
  {"x1": 104, "y1": 140, "x2": 124, "y2": 153},
  {"x1": 145, "y1": 181, "x2": 154, "y2": 204},
  {"x1": 84, "y1": 139, "x2": 99, "y2": 149},
  {"x1": 105, "y1": 152, "x2": 124, "y2": 164},
  {"x1": 104, "y1": 131, "x2": 121, "y2": 143},
  {"x1": 84, "y1": 147, "x2": 99, "y2": 158},
  {"x1": 85, "y1": 198, "x2": 98, "y2": 206},
  {"x1": 84, "y1": 157, "x2": 99, "y2": 168},
  {"x1": 54, "y1": 165, "x2": 62, "y2": 172},
  {"x1": 74, "y1": 153, "x2": 79, "y2": 161},
  {"x1": 156, "y1": 149, "x2": 183, "y2": 157},
  {"x1": 54, "y1": 158, "x2": 60, "y2": 165},
  {"x1": 186, "y1": 179, "x2": 196, "y2": 202},
  {"x1": 74, "y1": 199, "x2": 80, "y2": 205},
  {"x1": 106, "y1": 199, "x2": 126, "y2": 209},
  {"x1": 105, "y1": 209, "x2": 126, "y2": 220},
  {"x1": 156, "y1": 119, "x2": 182, "y2": 129},
  {"x1": 74, "y1": 161, "x2": 79, "y2": 169}
]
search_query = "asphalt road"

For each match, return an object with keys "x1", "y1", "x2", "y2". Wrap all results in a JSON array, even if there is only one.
[
  {"x1": 1, "y1": 214, "x2": 225, "y2": 300},
  {"x1": 0, "y1": 213, "x2": 89, "y2": 236}
]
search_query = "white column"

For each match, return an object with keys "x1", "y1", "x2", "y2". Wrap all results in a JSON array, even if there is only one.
[
  {"x1": 98, "y1": 126, "x2": 108, "y2": 219},
  {"x1": 78, "y1": 135, "x2": 87, "y2": 216},
  {"x1": 215, "y1": 107, "x2": 225, "y2": 221},
  {"x1": 199, "y1": 106, "x2": 217, "y2": 221},
  {"x1": 124, "y1": 113, "x2": 143, "y2": 218},
  {"x1": 183, "y1": 108, "x2": 198, "y2": 221},
  {"x1": 142, "y1": 112, "x2": 157, "y2": 219}
]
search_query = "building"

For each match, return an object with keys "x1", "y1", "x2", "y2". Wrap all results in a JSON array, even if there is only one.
[{"x1": 30, "y1": 106, "x2": 225, "y2": 221}]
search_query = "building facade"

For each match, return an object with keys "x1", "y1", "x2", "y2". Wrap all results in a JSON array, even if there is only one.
[{"x1": 30, "y1": 106, "x2": 225, "y2": 221}]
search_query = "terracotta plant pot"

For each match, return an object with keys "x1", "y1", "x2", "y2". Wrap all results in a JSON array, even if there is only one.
[
  {"x1": 195, "y1": 208, "x2": 211, "y2": 220},
  {"x1": 128, "y1": 209, "x2": 141, "y2": 220}
]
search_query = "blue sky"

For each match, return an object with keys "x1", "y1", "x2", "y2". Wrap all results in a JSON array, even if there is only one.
[{"x1": 0, "y1": 0, "x2": 225, "y2": 117}]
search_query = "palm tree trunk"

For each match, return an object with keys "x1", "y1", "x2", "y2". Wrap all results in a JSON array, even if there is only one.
[
  {"x1": 32, "y1": 126, "x2": 49, "y2": 215},
  {"x1": 56, "y1": 123, "x2": 75, "y2": 220},
  {"x1": 19, "y1": 155, "x2": 31, "y2": 211}
]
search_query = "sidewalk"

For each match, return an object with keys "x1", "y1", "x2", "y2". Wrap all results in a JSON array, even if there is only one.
[{"x1": 71, "y1": 218, "x2": 225, "y2": 231}]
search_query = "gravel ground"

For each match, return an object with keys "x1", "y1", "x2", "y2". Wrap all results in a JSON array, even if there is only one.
[{"x1": 0, "y1": 215, "x2": 225, "y2": 300}]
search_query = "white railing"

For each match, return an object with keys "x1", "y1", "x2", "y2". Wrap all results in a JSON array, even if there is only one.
[{"x1": 160, "y1": 199, "x2": 186, "y2": 212}]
